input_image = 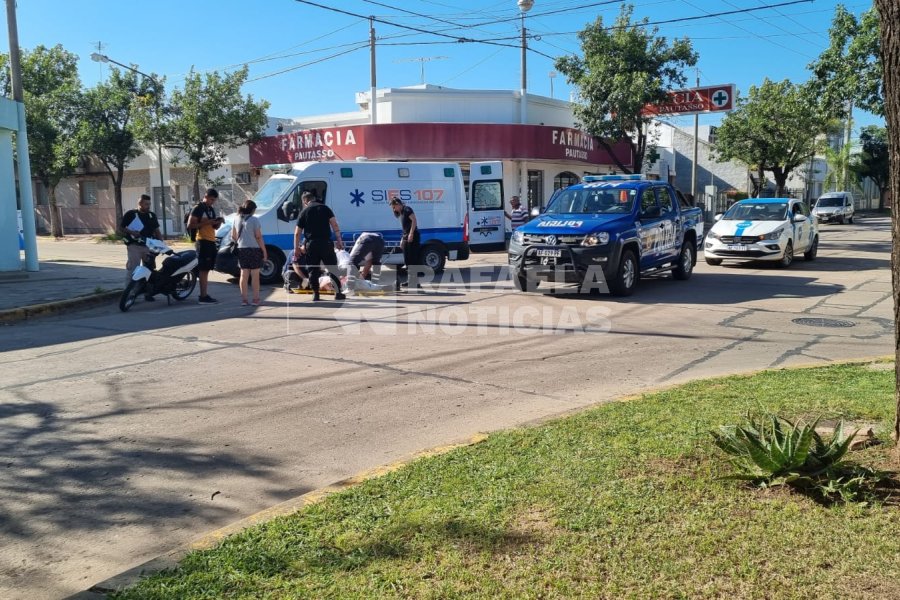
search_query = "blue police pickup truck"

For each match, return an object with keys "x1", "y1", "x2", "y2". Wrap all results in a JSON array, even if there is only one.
[{"x1": 508, "y1": 175, "x2": 704, "y2": 296}]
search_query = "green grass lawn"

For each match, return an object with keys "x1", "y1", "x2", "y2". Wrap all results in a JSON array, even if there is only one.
[{"x1": 114, "y1": 363, "x2": 900, "y2": 599}]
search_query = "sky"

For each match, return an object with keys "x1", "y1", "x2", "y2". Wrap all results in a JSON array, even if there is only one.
[{"x1": 1, "y1": 0, "x2": 882, "y2": 134}]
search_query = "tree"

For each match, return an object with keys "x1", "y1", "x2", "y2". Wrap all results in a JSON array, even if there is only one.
[
  {"x1": 165, "y1": 66, "x2": 269, "y2": 202},
  {"x1": 0, "y1": 45, "x2": 84, "y2": 238},
  {"x1": 873, "y1": 0, "x2": 899, "y2": 444},
  {"x1": 76, "y1": 67, "x2": 158, "y2": 228},
  {"x1": 714, "y1": 79, "x2": 823, "y2": 197},
  {"x1": 850, "y1": 125, "x2": 889, "y2": 210},
  {"x1": 555, "y1": 4, "x2": 697, "y2": 174},
  {"x1": 810, "y1": 5, "x2": 883, "y2": 119}
]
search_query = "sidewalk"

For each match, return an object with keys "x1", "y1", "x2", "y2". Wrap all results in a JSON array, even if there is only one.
[{"x1": 0, "y1": 236, "x2": 187, "y2": 324}]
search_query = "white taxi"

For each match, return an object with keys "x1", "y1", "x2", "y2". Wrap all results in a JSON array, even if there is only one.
[{"x1": 704, "y1": 198, "x2": 818, "y2": 268}]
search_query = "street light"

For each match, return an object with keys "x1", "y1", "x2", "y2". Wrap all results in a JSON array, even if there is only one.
[
  {"x1": 518, "y1": 0, "x2": 533, "y2": 124},
  {"x1": 90, "y1": 52, "x2": 169, "y2": 238},
  {"x1": 549, "y1": 70, "x2": 556, "y2": 99}
]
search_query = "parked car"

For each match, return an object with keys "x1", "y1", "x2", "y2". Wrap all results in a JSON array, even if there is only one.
[
  {"x1": 508, "y1": 175, "x2": 704, "y2": 296},
  {"x1": 704, "y1": 198, "x2": 818, "y2": 268},
  {"x1": 812, "y1": 191, "x2": 855, "y2": 224}
]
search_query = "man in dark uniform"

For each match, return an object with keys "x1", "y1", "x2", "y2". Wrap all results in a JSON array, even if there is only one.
[
  {"x1": 389, "y1": 197, "x2": 419, "y2": 287},
  {"x1": 293, "y1": 191, "x2": 346, "y2": 301},
  {"x1": 121, "y1": 194, "x2": 162, "y2": 299}
]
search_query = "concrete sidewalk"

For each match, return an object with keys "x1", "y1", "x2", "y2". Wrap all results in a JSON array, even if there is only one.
[{"x1": 0, "y1": 237, "x2": 188, "y2": 324}]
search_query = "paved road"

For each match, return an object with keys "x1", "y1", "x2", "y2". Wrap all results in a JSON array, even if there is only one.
[{"x1": 0, "y1": 219, "x2": 892, "y2": 598}]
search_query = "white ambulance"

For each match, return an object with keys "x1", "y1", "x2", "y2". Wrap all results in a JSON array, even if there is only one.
[{"x1": 221, "y1": 160, "x2": 504, "y2": 283}]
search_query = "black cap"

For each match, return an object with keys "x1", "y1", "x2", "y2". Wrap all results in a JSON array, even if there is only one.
[{"x1": 206, "y1": 188, "x2": 219, "y2": 198}]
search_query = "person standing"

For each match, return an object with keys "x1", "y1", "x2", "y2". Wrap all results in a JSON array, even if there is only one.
[
  {"x1": 188, "y1": 188, "x2": 224, "y2": 304},
  {"x1": 504, "y1": 195, "x2": 529, "y2": 231},
  {"x1": 232, "y1": 200, "x2": 268, "y2": 306},
  {"x1": 293, "y1": 191, "x2": 346, "y2": 302},
  {"x1": 389, "y1": 197, "x2": 418, "y2": 286},
  {"x1": 121, "y1": 194, "x2": 162, "y2": 297}
]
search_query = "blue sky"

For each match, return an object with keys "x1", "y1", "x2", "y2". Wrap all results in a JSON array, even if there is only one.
[{"x1": 2, "y1": 0, "x2": 881, "y2": 133}]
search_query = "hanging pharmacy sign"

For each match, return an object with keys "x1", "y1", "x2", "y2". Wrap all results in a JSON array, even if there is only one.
[{"x1": 641, "y1": 84, "x2": 736, "y2": 117}]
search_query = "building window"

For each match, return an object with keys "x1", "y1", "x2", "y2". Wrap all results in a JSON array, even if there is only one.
[
  {"x1": 527, "y1": 170, "x2": 544, "y2": 211},
  {"x1": 554, "y1": 171, "x2": 579, "y2": 191},
  {"x1": 34, "y1": 182, "x2": 49, "y2": 206},
  {"x1": 80, "y1": 181, "x2": 98, "y2": 205}
]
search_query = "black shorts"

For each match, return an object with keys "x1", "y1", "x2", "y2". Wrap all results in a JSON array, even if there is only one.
[
  {"x1": 196, "y1": 240, "x2": 217, "y2": 272},
  {"x1": 238, "y1": 247, "x2": 265, "y2": 270}
]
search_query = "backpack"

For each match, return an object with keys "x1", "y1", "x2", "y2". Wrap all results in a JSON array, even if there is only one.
[{"x1": 184, "y1": 204, "x2": 200, "y2": 241}]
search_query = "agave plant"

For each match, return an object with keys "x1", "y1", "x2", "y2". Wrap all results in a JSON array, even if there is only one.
[{"x1": 711, "y1": 414, "x2": 857, "y2": 486}]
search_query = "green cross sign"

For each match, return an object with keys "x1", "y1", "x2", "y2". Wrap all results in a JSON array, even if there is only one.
[{"x1": 712, "y1": 90, "x2": 729, "y2": 107}]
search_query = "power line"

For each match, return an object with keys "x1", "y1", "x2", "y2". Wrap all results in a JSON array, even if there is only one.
[
  {"x1": 292, "y1": 0, "x2": 526, "y2": 52},
  {"x1": 246, "y1": 44, "x2": 370, "y2": 82},
  {"x1": 680, "y1": 0, "x2": 816, "y2": 60}
]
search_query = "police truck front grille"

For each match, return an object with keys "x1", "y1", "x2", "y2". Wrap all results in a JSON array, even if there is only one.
[{"x1": 523, "y1": 234, "x2": 585, "y2": 245}]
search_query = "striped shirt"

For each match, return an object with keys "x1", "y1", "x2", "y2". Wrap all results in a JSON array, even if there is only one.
[{"x1": 509, "y1": 207, "x2": 529, "y2": 230}]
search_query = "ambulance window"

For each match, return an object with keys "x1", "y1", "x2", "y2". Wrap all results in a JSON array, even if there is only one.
[
  {"x1": 472, "y1": 180, "x2": 503, "y2": 211},
  {"x1": 299, "y1": 181, "x2": 327, "y2": 204}
]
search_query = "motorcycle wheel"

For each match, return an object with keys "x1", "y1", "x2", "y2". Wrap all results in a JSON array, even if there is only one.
[
  {"x1": 172, "y1": 270, "x2": 198, "y2": 301},
  {"x1": 119, "y1": 280, "x2": 145, "y2": 312}
]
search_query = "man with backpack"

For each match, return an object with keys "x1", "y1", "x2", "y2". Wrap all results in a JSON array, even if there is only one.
[{"x1": 186, "y1": 188, "x2": 224, "y2": 304}]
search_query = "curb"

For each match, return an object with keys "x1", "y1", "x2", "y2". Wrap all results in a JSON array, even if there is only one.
[
  {"x1": 78, "y1": 357, "x2": 894, "y2": 597},
  {"x1": 84, "y1": 433, "x2": 489, "y2": 597},
  {"x1": 0, "y1": 290, "x2": 121, "y2": 325}
]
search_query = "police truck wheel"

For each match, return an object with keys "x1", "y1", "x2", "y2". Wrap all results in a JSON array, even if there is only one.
[
  {"x1": 172, "y1": 271, "x2": 197, "y2": 300},
  {"x1": 259, "y1": 248, "x2": 284, "y2": 285},
  {"x1": 672, "y1": 242, "x2": 695, "y2": 280},
  {"x1": 609, "y1": 249, "x2": 638, "y2": 296},
  {"x1": 420, "y1": 244, "x2": 446, "y2": 273},
  {"x1": 119, "y1": 280, "x2": 144, "y2": 312}
]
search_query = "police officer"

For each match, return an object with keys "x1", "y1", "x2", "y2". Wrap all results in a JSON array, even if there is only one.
[{"x1": 293, "y1": 191, "x2": 346, "y2": 301}]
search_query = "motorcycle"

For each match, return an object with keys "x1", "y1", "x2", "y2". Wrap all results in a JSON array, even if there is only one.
[{"x1": 119, "y1": 239, "x2": 199, "y2": 312}]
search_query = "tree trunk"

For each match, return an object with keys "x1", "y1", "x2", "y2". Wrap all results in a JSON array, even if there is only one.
[
  {"x1": 875, "y1": 0, "x2": 900, "y2": 444},
  {"x1": 113, "y1": 167, "x2": 125, "y2": 229},
  {"x1": 192, "y1": 171, "x2": 201, "y2": 205},
  {"x1": 48, "y1": 184, "x2": 64, "y2": 239},
  {"x1": 879, "y1": 186, "x2": 887, "y2": 212},
  {"x1": 754, "y1": 165, "x2": 765, "y2": 197}
]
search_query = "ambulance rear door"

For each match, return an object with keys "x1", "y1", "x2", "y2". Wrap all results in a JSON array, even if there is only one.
[{"x1": 468, "y1": 161, "x2": 505, "y2": 250}]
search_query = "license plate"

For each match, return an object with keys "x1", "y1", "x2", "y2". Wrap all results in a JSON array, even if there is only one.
[
  {"x1": 535, "y1": 249, "x2": 562, "y2": 258},
  {"x1": 727, "y1": 244, "x2": 748, "y2": 251}
]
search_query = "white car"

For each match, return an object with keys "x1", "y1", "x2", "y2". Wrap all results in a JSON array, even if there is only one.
[
  {"x1": 704, "y1": 198, "x2": 818, "y2": 268},
  {"x1": 812, "y1": 191, "x2": 855, "y2": 224}
]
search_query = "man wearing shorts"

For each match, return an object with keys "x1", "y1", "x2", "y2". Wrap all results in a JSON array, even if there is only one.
[
  {"x1": 293, "y1": 191, "x2": 346, "y2": 302},
  {"x1": 188, "y1": 188, "x2": 224, "y2": 304},
  {"x1": 348, "y1": 232, "x2": 385, "y2": 281}
]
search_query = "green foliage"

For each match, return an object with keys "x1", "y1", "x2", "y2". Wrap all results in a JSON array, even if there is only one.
[
  {"x1": 711, "y1": 413, "x2": 888, "y2": 503},
  {"x1": 76, "y1": 68, "x2": 159, "y2": 225},
  {"x1": 555, "y1": 4, "x2": 697, "y2": 174},
  {"x1": 712, "y1": 413, "x2": 854, "y2": 483},
  {"x1": 809, "y1": 6, "x2": 882, "y2": 118},
  {"x1": 165, "y1": 66, "x2": 269, "y2": 200},
  {"x1": 851, "y1": 125, "x2": 889, "y2": 208},
  {"x1": 822, "y1": 142, "x2": 859, "y2": 193},
  {"x1": 714, "y1": 79, "x2": 824, "y2": 196},
  {"x1": 0, "y1": 45, "x2": 87, "y2": 237}
]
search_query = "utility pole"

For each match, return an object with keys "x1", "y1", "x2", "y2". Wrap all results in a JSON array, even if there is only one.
[
  {"x1": 369, "y1": 16, "x2": 377, "y2": 125},
  {"x1": 6, "y1": 0, "x2": 39, "y2": 271},
  {"x1": 843, "y1": 101, "x2": 853, "y2": 191},
  {"x1": 691, "y1": 70, "x2": 700, "y2": 198}
]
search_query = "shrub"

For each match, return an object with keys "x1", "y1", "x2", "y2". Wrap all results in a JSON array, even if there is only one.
[{"x1": 711, "y1": 413, "x2": 877, "y2": 502}]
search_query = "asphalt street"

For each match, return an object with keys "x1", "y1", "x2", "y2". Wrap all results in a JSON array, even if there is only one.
[{"x1": 0, "y1": 218, "x2": 893, "y2": 598}]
